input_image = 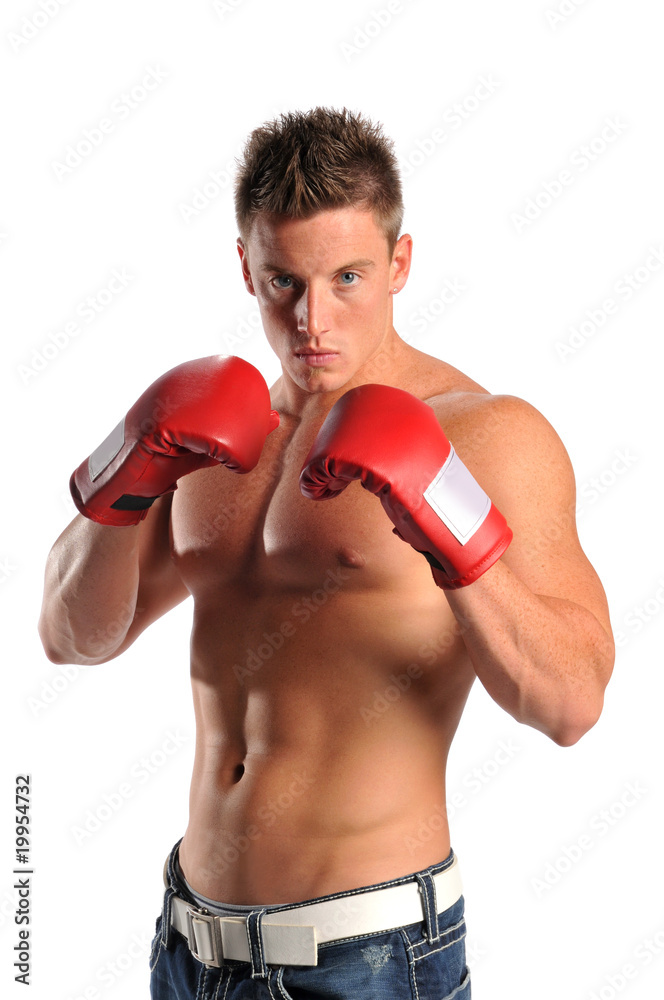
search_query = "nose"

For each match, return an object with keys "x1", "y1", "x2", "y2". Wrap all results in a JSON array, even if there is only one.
[{"x1": 295, "y1": 284, "x2": 330, "y2": 338}]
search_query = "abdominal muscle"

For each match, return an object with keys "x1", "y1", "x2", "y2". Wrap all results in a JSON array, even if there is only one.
[{"x1": 176, "y1": 582, "x2": 475, "y2": 906}]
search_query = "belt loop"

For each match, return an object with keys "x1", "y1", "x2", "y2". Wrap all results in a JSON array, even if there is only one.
[
  {"x1": 160, "y1": 839, "x2": 184, "y2": 949},
  {"x1": 415, "y1": 870, "x2": 440, "y2": 944},
  {"x1": 160, "y1": 886, "x2": 177, "y2": 949},
  {"x1": 246, "y1": 909, "x2": 268, "y2": 979}
]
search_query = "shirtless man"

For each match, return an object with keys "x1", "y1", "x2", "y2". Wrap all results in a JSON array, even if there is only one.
[{"x1": 38, "y1": 108, "x2": 615, "y2": 999}]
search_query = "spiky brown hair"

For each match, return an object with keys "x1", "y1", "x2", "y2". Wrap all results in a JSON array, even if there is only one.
[{"x1": 234, "y1": 107, "x2": 404, "y2": 256}]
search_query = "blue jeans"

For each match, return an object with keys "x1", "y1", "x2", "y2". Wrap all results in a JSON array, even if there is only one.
[{"x1": 150, "y1": 838, "x2": 471, "y2": 999}]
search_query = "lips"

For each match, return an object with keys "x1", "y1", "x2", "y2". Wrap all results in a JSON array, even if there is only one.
[
  {"x1": 294, "y1": 348, "x2": 338, "y2": 355},
  {"x1": 294, "y1": 349, "x2": 339, "y2": 366}
]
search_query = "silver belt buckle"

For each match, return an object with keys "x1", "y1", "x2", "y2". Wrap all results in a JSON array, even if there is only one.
[{"x1": 186, "y1": 907, "x2": 223, "y2": 968}]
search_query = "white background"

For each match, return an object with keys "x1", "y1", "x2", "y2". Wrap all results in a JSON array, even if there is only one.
[{"x1": 2, "y1": 1, "x2": 663, "y2": 997}]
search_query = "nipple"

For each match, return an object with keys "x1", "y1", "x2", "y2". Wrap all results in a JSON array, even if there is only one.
[{"x1": 337, "y1": 545, "x2": 366, "y2": 569}]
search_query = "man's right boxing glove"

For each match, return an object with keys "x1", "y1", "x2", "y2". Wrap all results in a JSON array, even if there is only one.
[
  {"x1": 70, "y1": 355, "x2": 279, "y2": 526},
  {"x1": 300, "y1": 384, "x2": 511, "y2": 589}
]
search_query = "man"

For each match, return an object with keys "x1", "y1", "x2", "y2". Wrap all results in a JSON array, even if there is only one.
[{"x1": 38, "y1": 107, "x2": 614, "y2": 999}]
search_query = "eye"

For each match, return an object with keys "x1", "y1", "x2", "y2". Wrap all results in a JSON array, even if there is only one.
[
  {"x1": 272, "y1": 275, "x2": 294, "y2": 289},
  {"x1": 339, "y1": 272, "x2": 358, "y2": 285}
]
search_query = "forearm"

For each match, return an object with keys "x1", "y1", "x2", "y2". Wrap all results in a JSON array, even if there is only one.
[
  {"x1": 38, "y1": 515, "x2": 141, "y2": 664},
  {"x1": 446, "y1": 560, "x2": 615, "y2": 746}
]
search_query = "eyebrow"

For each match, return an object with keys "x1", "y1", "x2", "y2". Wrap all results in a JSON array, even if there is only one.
[{"x1": 259, "y1": 258, "x2": 376, "y2": 274}]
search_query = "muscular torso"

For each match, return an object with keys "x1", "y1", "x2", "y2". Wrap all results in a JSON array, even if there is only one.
[{"x1": 174, "y1": 354, "x2": 483, "y2": 904}]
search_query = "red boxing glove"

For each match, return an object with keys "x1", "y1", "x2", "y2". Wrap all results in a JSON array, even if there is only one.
[
  {"x1": 70, "y1": 355, "x2": 279, "y2": 526},
  {"x1": 299, "y1": 384, "x2": 511, "y2": 589}
]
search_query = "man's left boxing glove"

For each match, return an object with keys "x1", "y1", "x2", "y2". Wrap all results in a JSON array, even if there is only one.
[
  {"x1": 70, "y1": 355, "x2": 279, "y2": 526},
  {"x1": 299, "y1": 384, "x2": 512, "y2": 589}
]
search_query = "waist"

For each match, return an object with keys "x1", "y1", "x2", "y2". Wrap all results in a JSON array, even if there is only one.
[
  {"x1": 181, "y1": 763, "x2": 451, "y2": 904},
  {"x1": 163, "y1": 836, "x2": 464, "y2": 968}
]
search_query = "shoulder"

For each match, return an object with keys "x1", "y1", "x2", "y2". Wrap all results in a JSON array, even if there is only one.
[
  {"x1": 419, "y1": 381, "x2": 611, "y2": 633},
  {"x1": 425, "y1": 390, "x2": 569, "y2": 463},
  {"x1": 392, "y1": 344, "x2": 574, "y2": 490},
  {"x1": 423, "y1": 390, "x2": 576, "y2": 526}
]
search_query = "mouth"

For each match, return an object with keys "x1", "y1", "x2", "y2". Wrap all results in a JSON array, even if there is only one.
[{"x1": 293, "y1": 350, "x2": 340, "y2": 366}]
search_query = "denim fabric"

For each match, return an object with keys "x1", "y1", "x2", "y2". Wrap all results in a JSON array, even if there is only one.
[{"x1": 150, "y1": 838, "x2": 471, "y2": 999}]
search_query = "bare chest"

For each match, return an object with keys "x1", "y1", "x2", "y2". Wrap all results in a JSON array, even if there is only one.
[{"x1": 170, "y1": 419, "x2": 428, "y2": 596}]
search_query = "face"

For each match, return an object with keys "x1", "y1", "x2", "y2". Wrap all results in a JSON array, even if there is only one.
[{"x1": 237, "y1": 206, "x2": 412, "y2": 399}]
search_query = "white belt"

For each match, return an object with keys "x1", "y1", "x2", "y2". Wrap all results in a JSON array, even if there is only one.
[{"x1": 168, "y1": 857, "x2": 462, "y2": 968}]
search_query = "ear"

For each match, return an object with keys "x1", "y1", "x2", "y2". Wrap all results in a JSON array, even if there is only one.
[
  {"x1": 389, "y1": 232, "x2": 413, "y2": 293},
  {"x1": 237, "y1": 238, "x2": 256, "y2": 296}
]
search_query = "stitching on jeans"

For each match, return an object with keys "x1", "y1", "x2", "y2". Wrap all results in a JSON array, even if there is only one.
[
  {"x1": 149, "y1": 937, "x2": 162, "y2": 972},
  {"x1": 317, "y1": 918, "x2": 429, "y2": 949},
  {"x1": 429, "y1": 874, "x2": 439, "y2": 942},
  {"x1": 277, "y1": 966, "x2": 296, "y2": 1000},
  {"x1": 245, "y1": 916, "x2": 253, "y2": 969},
  {"x1": 212, "y1": 967, "x2": 231, "y2": 1000},
  {"x1": 416, "y1": 874, "x2": 435, "y2": 942},
  {"x1": 266, "y1": 973, "x2": 278, "y2": 1000},
  {"x1": 316, "y1": 901, "x2": 464, "y2": 951},
  {"x1": 211, "y1": 969, "x2": 223, "y2": 1000},
  {"x1": 246, "y1": 909, "x2": 267, "y2": 978},
  {"x1": 196, "y1": 965, "x2": 208, "y2": 1000},
  {"x1": 402, "y1": 917, "x2": 466, "y2": 953},
  {"x1": 257, "y1": 909, "x2": 267, "y2": 971},
  {"x1": 408, "y1": 935, "x2": 422, "y2": 1000},
  {"x1": 230, "y1": 853, "x2": 456, "y2": 916},
  {"x1": 218, "y1": 968, "x2": 233, "y2": 1000},
  {"x1": 397, "y1": 927, "x2": 420, "y2": 1000},
  {"x1": 411, "y1": 928, "x2": 467, "y2": 962},
  {"x1": 441, "y1": 970, "x2": 471, "y2": 1000}
]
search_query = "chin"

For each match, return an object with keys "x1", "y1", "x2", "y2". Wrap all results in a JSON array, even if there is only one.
[{"x1": 287, "y1": 364, "x2": 354, "y2": 396}]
